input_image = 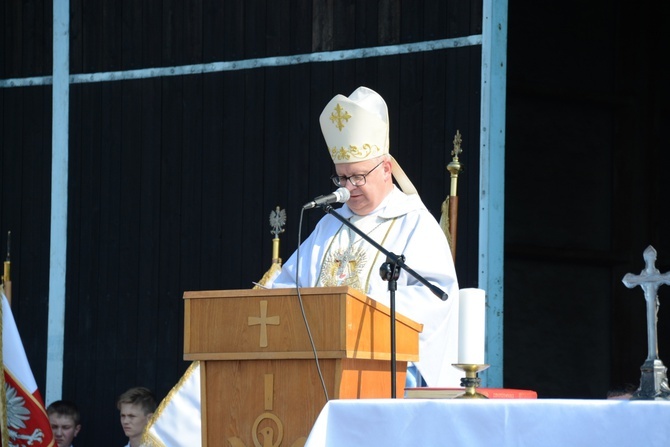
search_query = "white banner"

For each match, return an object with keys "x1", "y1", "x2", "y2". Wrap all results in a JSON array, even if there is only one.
[
  {"x1": 2, "y1": 289, "x2": 55, "y2": 447},
  {"x1": 141, "y1": 361, "x2": 201, "y2": 447}
]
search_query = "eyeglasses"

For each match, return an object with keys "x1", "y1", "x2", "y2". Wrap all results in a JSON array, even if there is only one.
[{"x1": 330, "y1": 160, "x2": 384, "y2": 187}]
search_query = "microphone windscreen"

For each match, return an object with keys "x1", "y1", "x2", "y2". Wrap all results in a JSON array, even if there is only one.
[{"x1": 335, "y1": 187, "x2": 351, "y2": 202}]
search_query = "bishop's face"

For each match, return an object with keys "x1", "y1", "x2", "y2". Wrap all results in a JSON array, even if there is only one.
[{"x1": 335, "y1": 157, "x2": 393, "y2": 216}]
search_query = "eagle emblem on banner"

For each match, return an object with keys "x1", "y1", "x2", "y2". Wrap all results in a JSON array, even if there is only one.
[{"x1": 4, "y1": 377, "x2": 53, "y2": 447}]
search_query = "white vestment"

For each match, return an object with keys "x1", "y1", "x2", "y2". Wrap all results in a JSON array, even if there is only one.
[{"x1": 272, "y1": 187, "x2": 460, "y2": 386}]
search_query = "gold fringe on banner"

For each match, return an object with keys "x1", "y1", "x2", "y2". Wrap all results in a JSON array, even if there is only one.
[{"x1": 1, "y1": 284, "x2": 9, "y2": 447}]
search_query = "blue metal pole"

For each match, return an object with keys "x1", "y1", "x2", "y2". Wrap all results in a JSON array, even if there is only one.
[
  {"x1": 479, "y1": 0, "x2": 508, "y2": 387},
  {"x1": 46, "y1": 0, "x2": 70, "y2": 404}
]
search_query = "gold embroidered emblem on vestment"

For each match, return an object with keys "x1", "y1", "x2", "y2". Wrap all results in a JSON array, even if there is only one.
[{"x1": 319, "y1": 245, "x2": 367, "y2": 293}]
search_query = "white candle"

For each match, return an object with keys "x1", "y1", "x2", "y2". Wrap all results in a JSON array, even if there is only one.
[{"x1": 458, "y1": 288, "x2": 486, "y2": 364}]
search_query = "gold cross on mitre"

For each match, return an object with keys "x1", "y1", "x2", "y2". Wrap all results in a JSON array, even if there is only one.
[{"x1": 329, "y1": 103, "x2": 351, "y2": 131}]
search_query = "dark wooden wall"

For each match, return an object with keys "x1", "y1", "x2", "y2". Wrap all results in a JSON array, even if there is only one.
[
  {"x1": 505, "y1": 0, "x2": 669, "y2": 397},
  {"x1": 1, "y1": 1, "x2": 482, "y2": 444}
]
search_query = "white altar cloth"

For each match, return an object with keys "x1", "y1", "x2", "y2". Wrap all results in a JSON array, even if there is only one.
[{"x1": 305, "y1": 398, "x2": 670, "y2": 446}]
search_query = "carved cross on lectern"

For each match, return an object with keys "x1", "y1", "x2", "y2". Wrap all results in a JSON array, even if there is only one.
[
  {"x1": 248, "y1": 301, "x2": 280, "y2": 348},
  {"x1": 622, "y1": 245, "x2": 670, "y2": 399}
]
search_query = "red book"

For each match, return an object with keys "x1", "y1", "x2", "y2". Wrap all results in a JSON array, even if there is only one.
[{"x1": 404, "y1": 387, "x2": 538, "y2": 399}]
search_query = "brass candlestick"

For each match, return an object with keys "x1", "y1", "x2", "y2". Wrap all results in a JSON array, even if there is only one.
[{"x1": 452, "y1": 364, "x2": 490, "y2": 399}]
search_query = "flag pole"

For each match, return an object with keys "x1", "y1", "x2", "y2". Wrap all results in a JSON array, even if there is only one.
[
  {"x1": 440, "y1": 132, "x2": 464, "y2": 261},
  {"x1": 447, "y1": 131, "x2": 464, "y2": 260},
  {"x1": 3, "y1": 231, "x2": 11, "y2": 305}
]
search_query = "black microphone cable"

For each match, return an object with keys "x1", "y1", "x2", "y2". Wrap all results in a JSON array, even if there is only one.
[{"x1": 295, "y1": 207, "x2": 330, "y2": 403}]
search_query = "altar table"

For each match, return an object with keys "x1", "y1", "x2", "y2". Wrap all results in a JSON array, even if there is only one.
[{"x1": 304, "y1": 398, "x2": 670, "y2": 446}]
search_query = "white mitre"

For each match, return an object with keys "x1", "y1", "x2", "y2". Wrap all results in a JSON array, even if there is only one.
[{"x1": 319, "y1": 86, "x2": 417, "y2": 194}]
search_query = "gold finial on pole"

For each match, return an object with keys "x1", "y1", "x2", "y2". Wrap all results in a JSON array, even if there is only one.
[
  {"x1": 269, "y1": 207, "x2": 286, "y2": 264},
  {"x1": 254, "y1": 207, "x2": 286, "y2": 289},
  {"x1": 447, "y1": 130, "x2": 463, "y2": 196}
]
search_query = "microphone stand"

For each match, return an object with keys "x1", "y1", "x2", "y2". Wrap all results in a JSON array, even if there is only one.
[{"x1": 320, "y1": 203, "x2": 449, "y2": 398}]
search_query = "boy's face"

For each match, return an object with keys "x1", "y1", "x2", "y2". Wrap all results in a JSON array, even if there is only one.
[
  {"x1": 49, "y1": 413, "x2": 81, "y2": 447},
  {"x1": 119, "y1": 402, "x2": 152, "y2": 440}
]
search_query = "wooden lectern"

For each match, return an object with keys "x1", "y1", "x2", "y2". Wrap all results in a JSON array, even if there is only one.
[{"x1": 183, "y1": 286, "x2": 422, "y2": 447}]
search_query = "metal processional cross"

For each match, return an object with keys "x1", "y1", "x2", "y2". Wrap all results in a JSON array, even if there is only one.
[{"x1": 622, "y1": 245, "x2": 670, "y2": 400}]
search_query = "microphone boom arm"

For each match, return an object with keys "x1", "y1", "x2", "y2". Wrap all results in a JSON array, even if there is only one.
[{"x1": 320, "y1": 204, "x2": 448, "y2": 301}]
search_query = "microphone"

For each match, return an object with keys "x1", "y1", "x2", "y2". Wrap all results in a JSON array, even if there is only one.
[{"x1": 303, "y1": 187, "x2": 351, "y2": 210}]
